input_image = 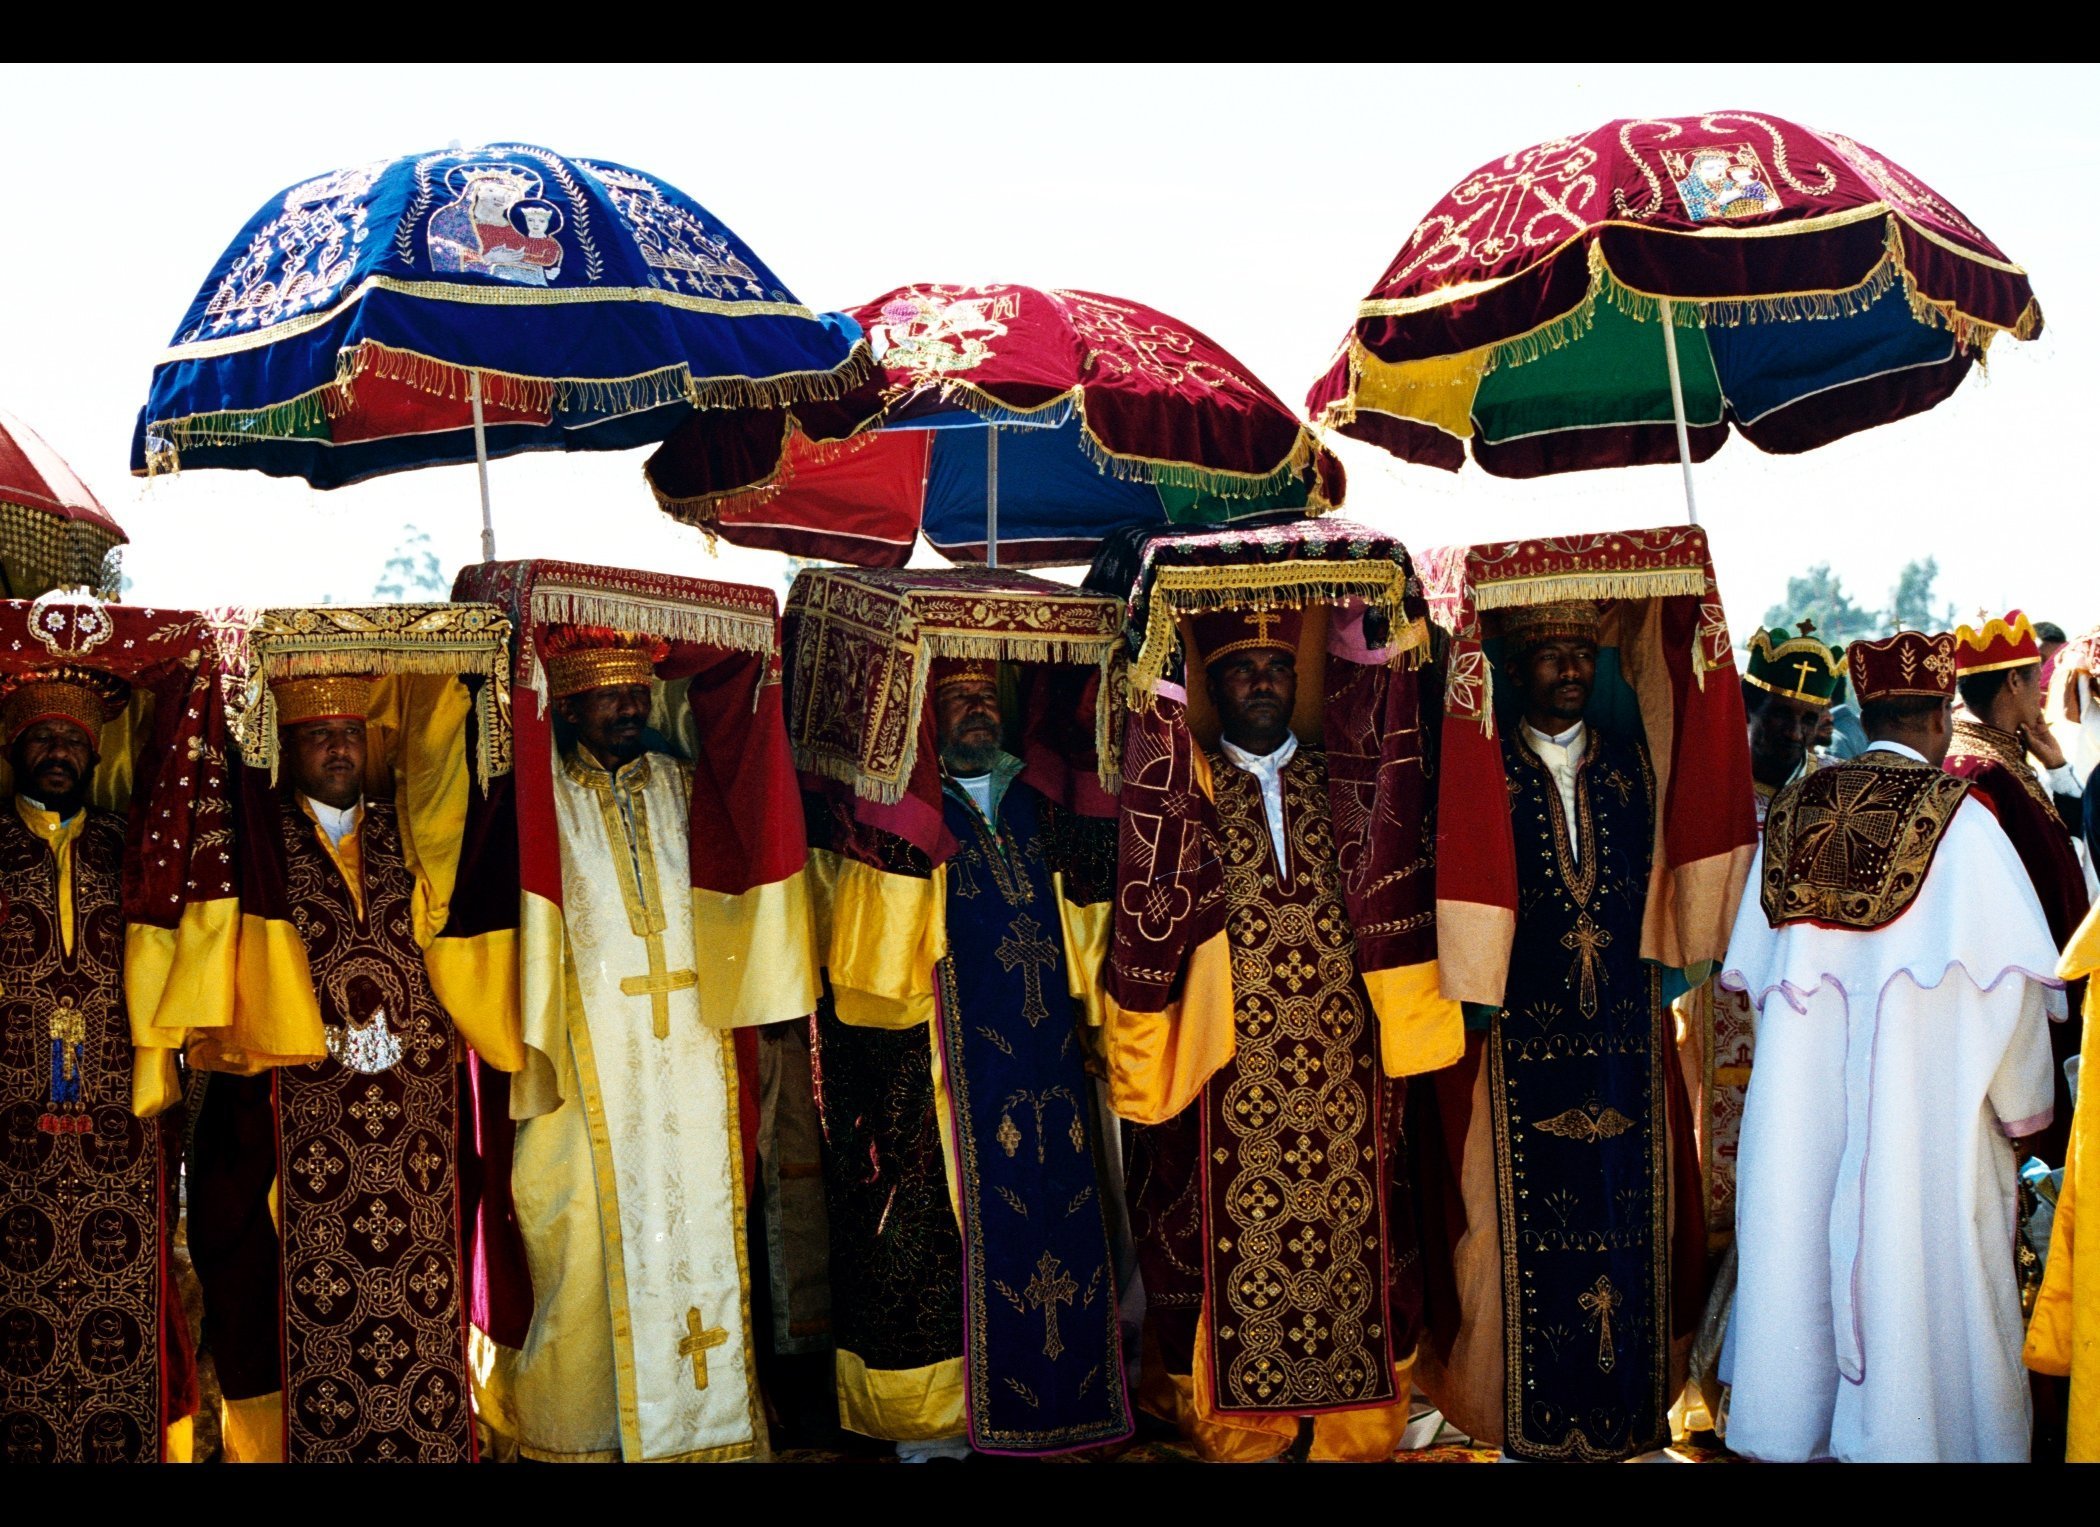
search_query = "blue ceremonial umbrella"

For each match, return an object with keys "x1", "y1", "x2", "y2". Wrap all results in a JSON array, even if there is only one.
[{"x1": 132, "y1": 144, "x2": 867, "y2": 557}]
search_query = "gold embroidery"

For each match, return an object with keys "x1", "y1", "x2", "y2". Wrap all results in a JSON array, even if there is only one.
[
  {"x1": 997, "y1": 1113, "x2": 1022, "y2": 1157},
  {"x1": 1762, "y1": 753, "x2": 1970, "y2": 930},
  {"x1": 679, "y1": 1308, "x2": 729, "y2": 1391},
  {"x1": 573, "y1": 753, "x2": 700, "y2": 1038},
  {"x1": 1579, "y1": 1276, "x2": 1623, "y2": 1372},
  {"x1": 1948, "y1": 718, "x2": 2059, "y2": 817},
  {"x1": 1023, "y1": 1251, "x2": 1078, "y2": 1360},
  {"x1": 1560, "y1": 913, "x2": 1611, "y2": 1020},
  {"x1": 1533, "y1": 1104, "x2": 1637, "y2": 1143},
  {"x1": 995, "y1": 914, "x2": 1060, "y2": 1027}
]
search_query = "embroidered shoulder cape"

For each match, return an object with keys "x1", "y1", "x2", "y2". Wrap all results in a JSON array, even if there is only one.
[{"x1": 1760, "y1": 751, "x2": 1973, "y2": 931}]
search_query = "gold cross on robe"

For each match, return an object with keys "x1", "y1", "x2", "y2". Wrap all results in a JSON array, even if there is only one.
[
  {"x1": 1561, "y1": 912, "x2": 1611, "y2": 1021},
  {"x1": 679, "y1": 1307, "x2": 728, "y2": 1390},
  {"x1": 996, "y1": 913, "x2": 1061, "y2": 1028},
  {"x1": 1579, "y1": 1274, "x2": 1622, "y2": 1373},
  {"x1": 621, "y1": 928, "x2": 699, "y2": 1040},
  {"x1": 1024, "y1": 1250, "x2": 1077, "y2": 1360}
]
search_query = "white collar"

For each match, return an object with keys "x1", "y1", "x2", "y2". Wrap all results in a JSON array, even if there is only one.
[
  {"x1": 1525, "y1": 719, "x2": 1586, "y2": 751},
  {"x1": 305, "y1": 795, "x2": 361, "y2": 846},
  {"x1": 1862, "y1": 740, "x2": 1929, "y2": 765},
  {"x1": 1221, "y1": 731, "x2": 1298, "y2": 775}
]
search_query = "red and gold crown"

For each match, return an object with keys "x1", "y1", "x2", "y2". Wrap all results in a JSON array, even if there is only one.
[
  {"x1": 1952, "y1": 609, "x2": 2042, "y2": 678},
  {"x1": 931, "y1": 657, "x2": 997, "y2": 696},
  {"x1": 0, "y1": 665, "x2": 130, "y2": 744},
  {"x1": 1497, "y1": 599, "x2": 1602, "y2": 656},
  {"x1": 1848, "y1": 630, "x2": 1956, "y2": 703},
  {"x1": 272, "y1": 674, "x2": 373, "y2": 727},
  {"x1": 1191, "y1": 606, "x2": 1303, "y2": 666},
  {"x1": 541, "y1": 625, "x2": 667, "y2": 700}
]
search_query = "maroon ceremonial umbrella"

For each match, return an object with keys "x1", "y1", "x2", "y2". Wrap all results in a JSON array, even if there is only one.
[
  {"x1": 0, "y1": 406, "x2": 127, "y2": 597},
  {"x1": 644, "y1": 283, "x2": 1342, "y2": 568},
  {"x1": 1308, "y1": 111, "x2": 2042, "y2": 518}
]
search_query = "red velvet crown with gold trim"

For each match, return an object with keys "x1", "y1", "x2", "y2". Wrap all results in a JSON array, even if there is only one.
[
  {"x1": 1952, "y1": 609, "x2": 2041, "y2": 678},
  {"x1": 541, "y1": 625, "x2": 669, "y2": 699},
  {"x1": 1191, "y1": 606, "x2": 1302, "y2": 665},
  {"x1": 1848, "y1": 630, "x2": 1956, "y2": 703},
  {"x1": 931, "y1": 657, "x2": 997, "y2": 695}
]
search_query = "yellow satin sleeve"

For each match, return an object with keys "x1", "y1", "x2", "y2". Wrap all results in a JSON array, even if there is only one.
[
  {"x1": 1361, "y1": 960, "x2": 1465, "y2": 1077},
  {"x1": 1102, "y1": 929, "x2": 1236, "y2": 1125},
  {"x1": 807, "y1": 849, "x2": 946, "y2": 1030}
]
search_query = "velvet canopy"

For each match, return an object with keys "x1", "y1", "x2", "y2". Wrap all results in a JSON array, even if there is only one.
[{"x1": 1310, "y1": 112, "x2": 2042, "y2": 476}]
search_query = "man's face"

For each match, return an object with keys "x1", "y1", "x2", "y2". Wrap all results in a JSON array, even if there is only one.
[
  {"x1": 1209, "y1": 649, "x2": 1297, "y2": 755},
  {"x1": 1513, "y1": 639, "x2": 1596, "y2": 729},
  {"x1": 936, "y1": 679, "x2": 1002, "y2": 777},
  {"x1": 562, "y1": 684, "x2": 651, "y2": 767},
  {"x1": 1747, "y1": 690, "x2": 1824, "y2": 786},
  {"x1": 10, "y1": 721, "x2": 96, "y2": 812},
  {"x1": 284, "y1": 718, "x2": 365, "y2": 809},
  {"x1": 2006, "y1": 664, "x2": 2047, "y2": 729}
]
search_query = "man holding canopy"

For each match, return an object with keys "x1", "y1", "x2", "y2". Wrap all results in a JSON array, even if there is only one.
[{"x1": 0, "y1": 664, "x2": 199, "y2": 1463}]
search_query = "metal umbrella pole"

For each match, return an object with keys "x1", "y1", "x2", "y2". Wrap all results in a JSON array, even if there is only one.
[
  {"x1": 984, "y1": 423, "x2": 1000, "y2": 568},
  {"x1": 1659, "y1": 298, "x2": 1699, "y2": 526},
  {"x1": 469, "y1": 370, "x2": 497, "y2": 562}
]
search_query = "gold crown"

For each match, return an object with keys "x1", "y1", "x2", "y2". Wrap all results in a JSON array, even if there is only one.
[
  {"x1": 0, "y1": 666, "x2": 129, "y2": 743},
  {"x1": 1952, "y1": 609, "x2": 2041, "y2": 677},
  {"x1": 273, "y1": 674, "x2": 372, "y2": 726},
  {"x1": 546, "y1": 646, "x2": 656, "y2": 699}
]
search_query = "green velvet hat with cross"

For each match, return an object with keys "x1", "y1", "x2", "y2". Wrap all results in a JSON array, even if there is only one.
[{"x1": 1745, "y1": 620, "x2": 1842, "y2": 706}]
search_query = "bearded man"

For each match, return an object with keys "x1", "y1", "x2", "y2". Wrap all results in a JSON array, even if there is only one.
[
  {"x1": 0, "y1": 667, "x2": 197, "y2": 1463},
  {"x1": 818, "y1": 658, "x2": 1127, "y2": 1460}
]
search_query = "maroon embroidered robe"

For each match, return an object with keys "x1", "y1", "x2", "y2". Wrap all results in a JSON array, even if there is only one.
[{"x1": 0, "y1": 804, "x2": 194, "y2": 1462}]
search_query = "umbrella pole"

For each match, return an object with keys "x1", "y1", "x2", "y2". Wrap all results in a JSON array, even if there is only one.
[
  {"x1": 469, "y1": 370, "x2": 496, "y2": 561},
  {"x1": 1659, "y1": 297, "x2": 1700, "y2": 526},
  {"x1": 985, "y1": 425, "x2": 1000, "y2": 569}
]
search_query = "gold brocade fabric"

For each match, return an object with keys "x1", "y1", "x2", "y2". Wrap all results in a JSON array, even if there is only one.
[
  {"x1": 0, "y1": 806, "x2": 166, "y2": 1462},
  {"x1": 1200, "y1": 748, "x2": 1397, "y2": 1415},
  {"x1": 1760, "y1": 752, "x2": 1971, "y2": 931},
  {"x1": 273, "y1": 794, "x2": 471, "y2": 1463},
  {"x1": 1948, "y1": 718, "x2": 2059, "y2": 816}
]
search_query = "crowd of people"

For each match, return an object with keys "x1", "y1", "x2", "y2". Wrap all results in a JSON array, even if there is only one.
[{"x1": 1, "y1": 554, "x2": 2095, "y2": 1466}]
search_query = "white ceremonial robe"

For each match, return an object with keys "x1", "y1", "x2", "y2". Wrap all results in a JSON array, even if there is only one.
[
  {"x1": 504, "y1": 749, "x2": 763, "y2": 1462},
  {"x1": 1720, "y1": 782, "x2": 2065, "y2": 1463}
]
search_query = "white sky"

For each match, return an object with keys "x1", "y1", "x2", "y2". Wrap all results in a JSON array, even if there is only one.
[{"x1": 0, "y1": 63, "x2": 2091, "y2": 631}]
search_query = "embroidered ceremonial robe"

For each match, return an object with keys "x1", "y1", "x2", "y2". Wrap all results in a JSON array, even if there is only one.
[
  {"x1": 0, "y1": 803, "x2": 195, "y2": 1463},
  {"x1": 818, "y1": 770, "x2": 1128, "y2": 1453},
  {"x1": 1947, "y1": 719, "x2": 2091, "y2": 1163},
  {"x1": 189, "y1": 794, "x2": 474, "y2": 1462},
  {"x1": 502, "y1": 748, "x2": 762, "y2": 1463},
  {"x1": 1491, "y1": 725, "x2": 1667, "y2": 1461},
  {"x1": 1125, "y1": 746, "x2": 1416, "y2": 1461},
  {"x1": 1723, "y1": 747, "x2": 2062, "y2": 1462}
]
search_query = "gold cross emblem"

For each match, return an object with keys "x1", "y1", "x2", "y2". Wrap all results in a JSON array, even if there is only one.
[
  {"x1": 996, "y1": 913, "x2": 1061, "y2": 1028},
  {"x1": 1578, "y1": 1274, "x2": 1622, "y2": 1373},
  {"x1": 679, "y1": 1307, "x2": 729, "y2": 1390},
  {"x1": 1023, "y1": 1251, "x2": 1078, "y2": 1361},
  {"x1": 1560, "y1": 912, "x2": 1611, "y2": 1021},
  {"x1": 1792, "y1": 657, "x2": 1819, "y2": 695},
  {"x1": 621, "y1": 928, "x2": 699, "y2": 1040}
]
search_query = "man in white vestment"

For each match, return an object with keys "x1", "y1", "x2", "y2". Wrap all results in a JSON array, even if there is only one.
[
  {"x1": 500, "y1": 628, "x2": 765, "y2": 1462},
  {"x1": 1720, "y1": 629, "x2": 2065, "y2": 1463}
]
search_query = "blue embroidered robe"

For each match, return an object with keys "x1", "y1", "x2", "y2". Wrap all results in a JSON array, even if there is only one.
[
  {"x1": 935, "y1": 776, "x2": 1128, "y2": 1452},
  {"x1": 1493, "y1": 725, "x2": 1665, "y2": 1461}
]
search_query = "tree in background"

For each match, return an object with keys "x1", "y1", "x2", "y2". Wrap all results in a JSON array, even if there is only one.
[
  {"x1": 373, "y1": 527, "x2": 449, "y2": 602},
  {"x1": 1885, "y1": 557, "x2": 1955, "y2": 633},
  {"x1": 1761, "y1": 564, "x2": 1880, "y2": 646}
]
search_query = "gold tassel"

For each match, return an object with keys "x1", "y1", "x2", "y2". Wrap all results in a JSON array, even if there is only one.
[
  {"x1": 1129, "y1": 562, "x2": 1410, "y2": 701},
  {"x1": 1471, "y1": 568, "x2": 1710, "y2": 610}
]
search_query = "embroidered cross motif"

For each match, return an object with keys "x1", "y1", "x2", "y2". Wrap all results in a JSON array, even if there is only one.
[
  {"x1": 1024, "y1": 1250, "x2": 1078, "y2": 1361},
  {"x1": 1561, "y1": 913, "x2": 1611, "y2": 1020},
  {"x1": 1792, "y1": 657, "x2": 1819, "y2": 694},
  {"x1": 621, "y1": 928, "x2": 699, "y2": 1040},
  {"x1": 1578, "y1": 1275, "x2": 1622, "y2": 1372},
  {"x1": 679, "y1": 1307, "x2": 729, "y2": 1390},
  {"x1": 996, "y1": 913, "x2": 1060, "y2": 1028}
]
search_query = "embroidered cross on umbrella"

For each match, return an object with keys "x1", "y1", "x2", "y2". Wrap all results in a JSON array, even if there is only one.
[
  {"x1": 1308, "y1": 112, "x2": 2042, "y2": 519},
  {"x1": 644, "y1": 283, "x2": 1342, "y2": 568},
  {"x1": 130, "y1": 144, "x2": 868, "y2": 559},
  {"x1": 0, "y1": 406, "x2": 126, "y2": 598}
]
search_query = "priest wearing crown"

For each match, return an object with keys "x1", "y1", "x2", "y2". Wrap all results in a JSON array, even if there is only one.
[
  {"x1": 1117, "y1": 605, "x2": 1419, "y2": 1463},
  {"x1": 495, "y1": 626, "x2": 767, "y2": 1462},
  {"x1": 0, "y1": 666, "x2": 199, "y2": 1462},
  {"x1": 1722, "y1": 630, "x2": 2063, "y2": 1462},
  {"x1": 188, "y1": 674, "x2": 477, "y2": 1462},
  {"x1": 1948, "y1": 611, "x2": 2090, "y2": 1164}
]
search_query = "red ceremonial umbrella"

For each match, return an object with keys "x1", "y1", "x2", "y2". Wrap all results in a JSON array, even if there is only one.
[
  {"x1": 1309, "y1": 112, "x2": 2042, "y2": 518},
  {"x1": 0, "y1": 406, "x2": 127, "y2": 597},
  {"x1": 644, "y1": 283, "x2": 1341, "y2": 568}
]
